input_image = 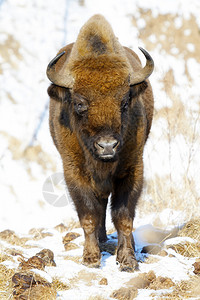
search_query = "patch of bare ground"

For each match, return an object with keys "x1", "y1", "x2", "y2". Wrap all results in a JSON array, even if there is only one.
[
  {"x1": 64, "y1": 255, "x2": 82, "y2": 264},
  {"x1": 70, "y1": 270, "x2": 99, "y2": 287},
  {"x1": 111, "y1": 271, "x2": 175, "y2": 299}
]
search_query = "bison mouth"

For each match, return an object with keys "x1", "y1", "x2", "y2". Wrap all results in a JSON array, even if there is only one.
[
  {"x1": 93, "y1": 137, "x2": 119, "y2": 161},
  {"x1": 92, "y1": 134, "x2": 121, "y2": 162},
  {"x1": 80, "y1": 130, "x2": 122, "y2": 162}
]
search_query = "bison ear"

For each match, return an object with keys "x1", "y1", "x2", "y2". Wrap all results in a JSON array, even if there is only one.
[
  {"x1": 130, "y1": 81, "x2": 148, "y2": 98},
  {"x1": 47, "y1": 84, "x2": 71, "y2": 103}
]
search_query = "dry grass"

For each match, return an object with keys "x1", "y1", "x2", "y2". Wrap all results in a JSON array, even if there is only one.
[
  {"x1": 165, "y1": 219, "x2": 200, "y2": 258},
  {"x1": 0, "y1": 264, "x2": 16, "y2": 299},
  {"x1": 0, "y1": 229, "x2": 29, "y2": 246},
  {"x1": 29, "y1": 228, "x2": 53, "y2": 241},
  {"x1": 52, "y1": 277, "x2": 70, "y2": 291},
  {"x1": 178, "y1": 219, "x2": 200, "y2": 240},
  {"x1": 139, "y1": 71, "x2": 200, "y2": 224},
  {"x1": 156, "y1": 276, "x2": 200, "y2": 299},
  {"x1": 168, "y1": 241, "x2": 200, "y2": 258},
  {"x1": 64, "y1": 255, "x2": 82, "y2": 264},
  {"x1": 55, "y1": 221, "x2": 80, "y2": 232},
  {"x1": 136, "y1": 9, "x2": 200, "y2": 62},
  {"x1": 133, "y1": 9, "x2": 200, "y2": 224},
  {"x1": 0, "y1": 252, "x2": 13, "y2": 264}
]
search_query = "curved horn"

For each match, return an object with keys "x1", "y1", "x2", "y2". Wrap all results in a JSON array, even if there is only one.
[
  {"x1": 130, "y1": 47, "x2": 154, "y2": 85},
  {"x1": 46, "y1": 51, "x2": 74, "y2": 88}
]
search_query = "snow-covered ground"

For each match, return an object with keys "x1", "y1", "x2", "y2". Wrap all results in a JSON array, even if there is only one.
[{"x1": 0, "y1": 0, "x2": 200, "y2": 299}]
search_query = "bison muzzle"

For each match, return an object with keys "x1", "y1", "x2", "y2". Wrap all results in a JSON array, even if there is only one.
[{"x1": 47, "y1": 14, "x2": 154, "y2": 271}]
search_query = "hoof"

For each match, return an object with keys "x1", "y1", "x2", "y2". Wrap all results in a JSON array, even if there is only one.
[
  {"x1": 116, "y1": 247, "x2": 138, "y2": 272},
  {"x1": 82, "y1": 249, "x2": 101, "y2": 268}
]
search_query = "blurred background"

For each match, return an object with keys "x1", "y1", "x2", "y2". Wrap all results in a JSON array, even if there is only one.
[{"x1": 0, "y1": 0, "x2": 200, "y2": 233}]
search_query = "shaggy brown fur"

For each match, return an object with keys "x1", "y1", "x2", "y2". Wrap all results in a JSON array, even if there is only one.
[{"x1": 47, "y1": 15, "x2": 154, "y2": 271}]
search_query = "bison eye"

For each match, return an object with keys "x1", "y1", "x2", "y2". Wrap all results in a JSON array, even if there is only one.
[
  {"x1": 122, "y1": 99, "x2": 129, "y2": 110},
  {"x1": 121, "y1": 92, "x2": 131, "y2": 112},
  {"x1": 73, "y1": 96, "x2": 88, "y2": 115}
]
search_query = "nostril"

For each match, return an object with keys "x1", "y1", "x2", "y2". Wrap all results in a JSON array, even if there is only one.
[
  {"x1": 96, "y1": 140, "x2": 118, "y2": 150},
  {"x1": 94, "y1": 141, "x2": 104, "y2": 150},
  {"x1": 97, "y1": 142, "x2": 104, "y2": 149},
  {"x1": 113, "y1": 141, "x2": 119, "y2": 149}
]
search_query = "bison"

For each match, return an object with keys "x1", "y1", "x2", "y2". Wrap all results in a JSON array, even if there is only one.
[{"x1": 46, "y1": 14, "x2": 154, "y2": 271}]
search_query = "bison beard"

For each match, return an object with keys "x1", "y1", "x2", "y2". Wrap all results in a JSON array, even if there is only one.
[{"x1": 47, "y1": 14, "x2": 154, "y2": 271}]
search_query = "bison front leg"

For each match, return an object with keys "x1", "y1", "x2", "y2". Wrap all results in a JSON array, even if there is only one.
[
  {"x1": 68, "y1": 187, "x2": 103, "y2": 267},
  {"x1": 80, "y1": 214, "x2": 101, "y2": 267},
  {"x1": 113, "y1": 212, "x2": 138, "y2": 272},
  {"x1": 111, "y1": 168, "x2": 143, "y2": 272}
]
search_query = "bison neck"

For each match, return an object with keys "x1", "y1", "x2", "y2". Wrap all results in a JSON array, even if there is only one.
[{"x1": 86, "y1": 157, "x2": 118, "y2": 198}]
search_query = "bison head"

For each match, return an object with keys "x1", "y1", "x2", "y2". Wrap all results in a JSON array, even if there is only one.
[{"x1": 47, "y1": 15, "x2": 154, "y2": 162}]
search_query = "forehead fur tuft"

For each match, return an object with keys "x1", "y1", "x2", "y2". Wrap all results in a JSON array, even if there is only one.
[
  {"x1": 70, "y1": 14, "x2": 128, "y2": 61},
  {"x1": 67, "y1": 15, "x2": 131, "y2": 91}
]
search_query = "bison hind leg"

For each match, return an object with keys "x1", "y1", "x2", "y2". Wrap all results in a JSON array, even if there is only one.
[{"x1": 98, "y1": 225, "x2": 107, "y2": 243}]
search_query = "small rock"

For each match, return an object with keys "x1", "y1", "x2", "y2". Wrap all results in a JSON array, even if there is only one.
[
  {"x1": 99, "y1": 278, "x2": 108, "y2": 285},
  {"x1": 12, "y1": 271, "x2": 55, "y2": 300},
  {"x1": 12, "y1": 272, "x2": 36, "y2": 288},
  {"x1": 158, "y1": 250, "x2": 168, "y2": 257},
  {"x1": 111, "y1": 287, "x2": 137, "y2": 299},
  {"x1": 193, "y1": 261, "x2": 200, "y2": 275},
  {"x1": 62, "y1": 232, "x2": 80, "y2": 244},
  {"x1": 169, "y1": 254, "x2": 175, "y2": 258},
  {"x1": 36, "y1": 249, "x2": 56, "y2": 267},
  {"x1": 146, "y1": 270, "x2": 156, "y2": 282},
  {"x1": 19, "y1": 256, "x2": 45, "y2": 271},
  {"x1": 63, "y1": 232, "x2": 81, "y2": 251},
  {"x1": 126, "y1": 275, "x2": 150, "y2": 289},
  {"x1": 141, "y1": 244, "x2": 162, "y2": 255}
]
